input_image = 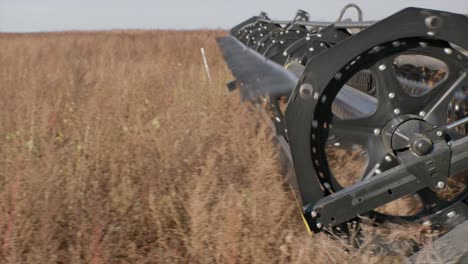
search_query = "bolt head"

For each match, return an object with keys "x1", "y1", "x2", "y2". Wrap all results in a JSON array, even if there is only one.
[
  {"x1": 394, "y1": 108, "x2": 400, "y2": 115},
  {"x1": 412, "y1": 137, "x2": 433, "y2": 156},
  {"x1": 385, "y1": 155, "x2": 392, "y2": 162},
  {"x1": 436, "y1": 130, "x2": 444, "y2": 137},
  {"x1": 378, "y1": 64, "x2": 386, "y2": 71},
  {"x1": 311, "y1": 211, "x2": 318, "y2": 218},
  {"x1": 374, "y1": 128, "x2": 381, "y2": 136},
  {"x1": 419, "y1": 111, "x2": 426, "y2": 117},
  {"x1": 388, "y1": 92, "x2": 395, "y2": 99},
  {"x1": 437, "y1": 181, "x2": 445, "y2": 189},
  {"x1": 423, "y1": 220, "x2": 432, "y2": 226},
  {"x1": 316, "y1": 223, "x2": 323, "y2": 229},
  {"x1": 444, "y1": 48, "x2": 453, "y2": 55}
]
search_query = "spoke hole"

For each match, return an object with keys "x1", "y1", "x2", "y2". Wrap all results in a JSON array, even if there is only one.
[
  {"x1": 393, "y1": 54, "x2": 447, "y2": 97},
  {"x1": 325, "y1": 145, "x2": 368, "y2": 188},
  {"x1": 332, "y1": 69, "x2": 377, "y2": 120}
]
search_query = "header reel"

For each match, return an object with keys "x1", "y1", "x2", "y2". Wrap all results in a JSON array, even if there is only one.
[{"x1": 218, "y1": 6, "x2": 468, "y2": 237}]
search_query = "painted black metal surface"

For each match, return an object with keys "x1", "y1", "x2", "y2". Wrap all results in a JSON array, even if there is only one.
[{"x1": 218, "y1": 6, "x2": 468, "y2": 238}]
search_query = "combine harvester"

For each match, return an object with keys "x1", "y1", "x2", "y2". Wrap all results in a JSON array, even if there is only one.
[{"x1": 218, "y1": 4, "x2": 467, "y2": 259}]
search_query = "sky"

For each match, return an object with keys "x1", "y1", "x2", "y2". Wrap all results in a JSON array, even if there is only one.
[{"x1": 0, "y1": 0, "x2": 467, "y2": 32}]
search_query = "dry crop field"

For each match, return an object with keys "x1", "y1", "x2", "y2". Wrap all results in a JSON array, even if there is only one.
[{"x1": 0, "y1": 30, "x2": 451, "y2": 263}]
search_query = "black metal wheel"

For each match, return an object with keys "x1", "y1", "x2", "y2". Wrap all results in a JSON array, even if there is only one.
[{"x1": 286, "y1": 8, "x2": 468, "y2": 233}]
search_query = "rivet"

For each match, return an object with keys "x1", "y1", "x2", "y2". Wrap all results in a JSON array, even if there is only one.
[
  {"x1": 316, "y1": 223, "x2": 323, "y2": 229},
  {"x1": 313, "y1": 92, "x2": 319, "y2": 100},
  {"x1": 444, "y1": 48, "x2": 453, "y2": 55},
  {"x1": 388, "y1": 92, "x2": 395, "y2": 99},
  {"x1": 321, "y1": 95, "x2": 327, "y2": 103},
  {"x1": 385, "y1": 155, "x2": 392, "y2": 162},
  {"x1": 392, "y1": 41, "x2": 401, "y2": 47},
  {"x1": 311, "y1": 211, "x2": 318, "y2": 218},
  {"x1": 394, "y1": 108, "x2": 400, "y2": 115},
  {"x1": 379, "y1": 64, "x2": 386, "y2": 71},
  {"x1": 436, "y1": 131, "x2": 443, "y2": 137},
  {"x1": 437, "y1": 181, "x2": 445, "y2": 189},
  {"x1": 419, "y1": 111, "x2": 426, "y2": 117},
  {"x1": 374, "y1": 128, "x2": 381, "y2": 136},
  {"x1": 447, "y1": 211, "x2": 456, "y2": 218}
]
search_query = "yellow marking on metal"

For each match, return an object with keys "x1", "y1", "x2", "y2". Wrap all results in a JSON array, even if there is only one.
[{"x1": 289, "y1": 184, "x2": 313, "y2": 236}]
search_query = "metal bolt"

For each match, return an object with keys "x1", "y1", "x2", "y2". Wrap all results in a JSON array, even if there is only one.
[
  {"x1": 311, "y1": 211, "x2": 318, "y2": 218},
  {"x1": 378, "y1": 64, "x2": 386, "y2": 71},
  {"x1": 309, "y1": 47, "x2": 314, "y2": 52},
  {"x1": 385, "y1": 155, "x2": 392, "y2": 162},
  {"x1": 444, "y1": 48, "x2": 453, "y2": 55},
  {"x1": 419, "y1": 111, "x2": 426, "y2": 117},
  {"x1": 275, "y1": 117, "x2": 281, "y2": 122},
  {"x1": 317, "y1": 33, "x2": 322, "y2": 38},
  {"x1": 425, "y1": 16, "x2": 442, "y2": 29},
  {"x1": 394, "y1": 108, "x2": 400, "y2": 115},
  {"x1": 299, "y1": 83, "x2": 314, "y2": 99},
  {"x1": 388, "y1": 92, "x2": 395, "y2": 99},
  {"x1": 427, "y1": 31, "x2": 435, "y2": 36},
  {"x1": 392, "y1": 41, "x2": 401, "y2": 47},
  {"x1": 374, "y1": 128, "x2": 381, "y2": 136},
  {"x1": 316, "y1": 223, "x2": 323, "y2": 229},
  {"x1": 436, "y1": 131, "x2": 443, "y2": 137},
  {"x1": 283, "y1": 52, "x2": 288, "y2": 57},
  {"x1": 447, "y1": 211, "x2": 456, "y2": 218},
  {"x1": 423, "y1": 220, "x2": 431, "y2": 227},
  {"x1": 419, "y1": 42, "x2": 428, "y2": 47},
  {"x1": 437, "y1": 181, "x2": 445, "y2": 189},
  {"x1": 375, "y1": 169, "x2": 382, "y2": 174}
]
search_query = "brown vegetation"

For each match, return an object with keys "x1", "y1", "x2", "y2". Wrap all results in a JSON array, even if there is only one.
[{"x1": 0, "y1": 30, "x2": 453, "y2": 263}]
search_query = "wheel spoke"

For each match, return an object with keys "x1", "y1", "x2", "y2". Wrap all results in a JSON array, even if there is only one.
[
  {"x1": 423, "y1": 72, "x2": 468, "y2": 127},
  {"x1": 360, "y1": 139, "x2": 389, "y2": 180},
  {"x1": 372, "y1": 59, "x2": 407, "y2": 99},
  {"x1": 329, "y1": 117, "x2": 375, "y2": 148}
]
